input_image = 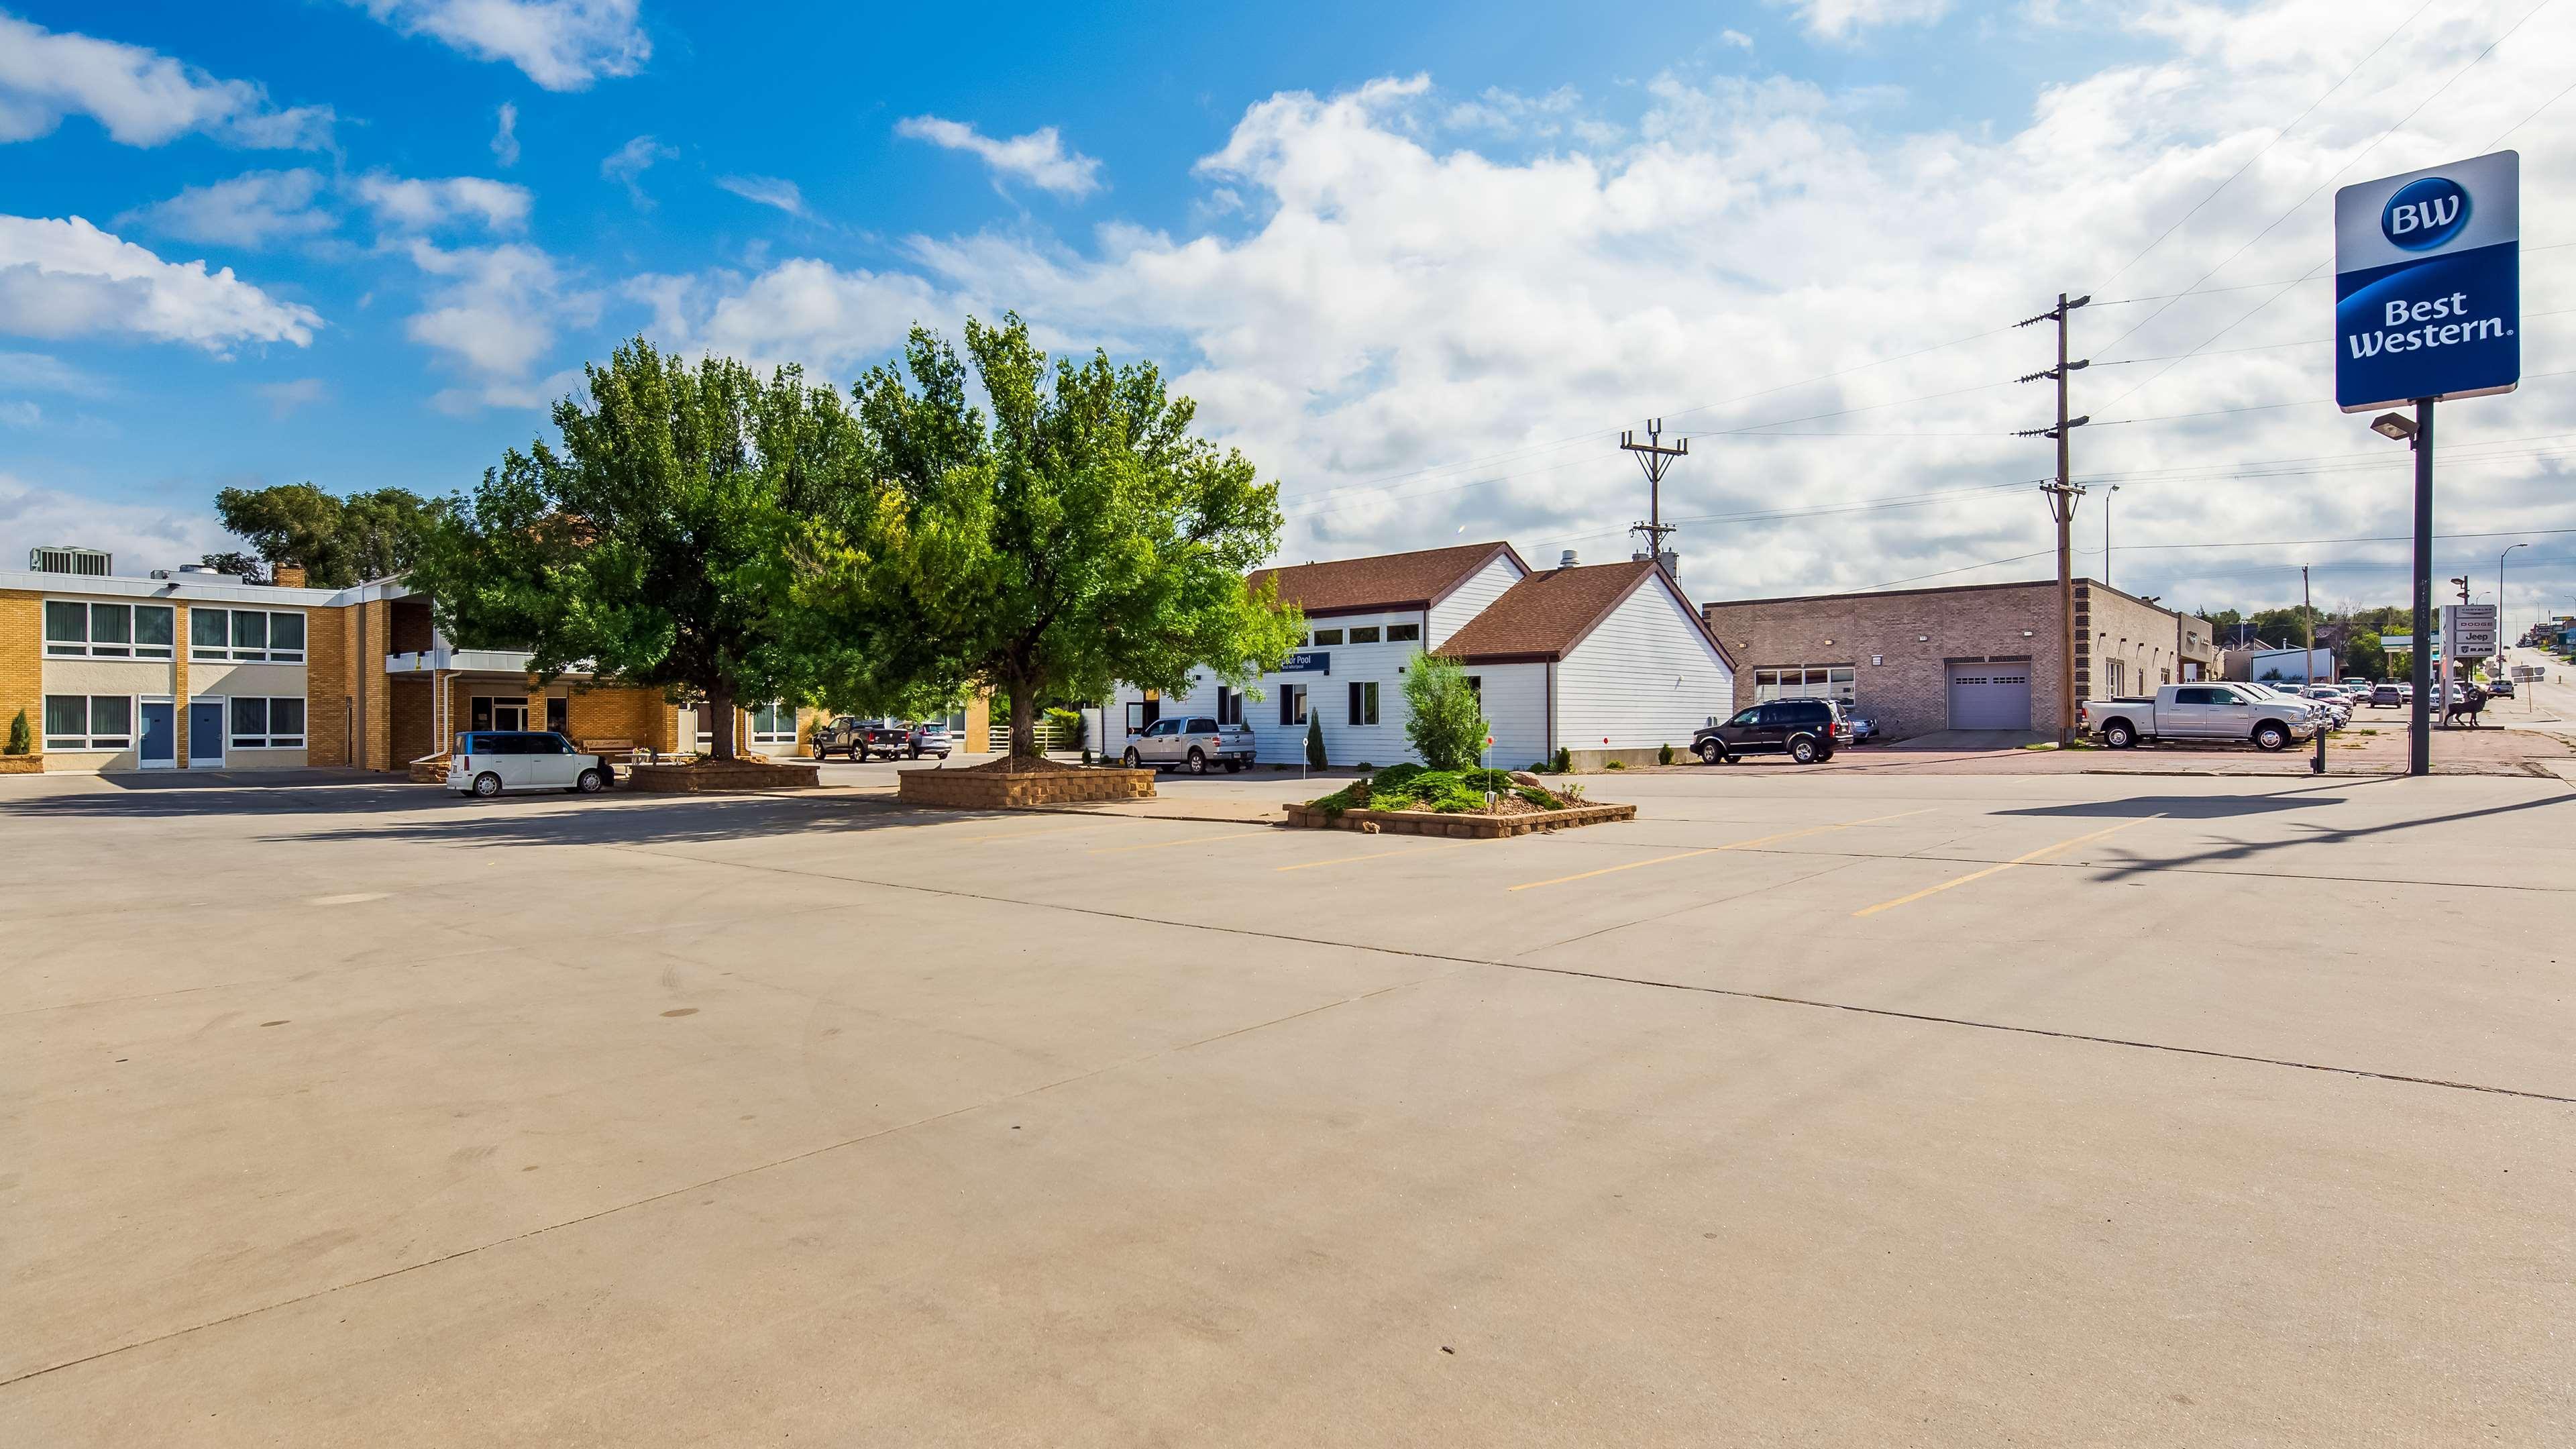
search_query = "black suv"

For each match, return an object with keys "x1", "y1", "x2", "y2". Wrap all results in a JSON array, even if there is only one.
[{"x1": 1694, "y1": 699, "x2": 1851, "y2": 765}]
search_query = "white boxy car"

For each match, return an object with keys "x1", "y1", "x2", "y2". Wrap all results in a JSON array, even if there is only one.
[{"x1": 447, "y1": 731, "x2": 614, "y2": 798}]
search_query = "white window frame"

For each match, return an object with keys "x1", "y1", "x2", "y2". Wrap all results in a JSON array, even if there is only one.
[
  {"x1": 1348, "y1": 625, "x2": 1382, "y2": 645},
  {"x1": 1311, "y1": 627, "x2": 1344, "y2": 646},
  {"x1": 43, "y1": 693, "x2": 136, "y2": 750},
  {"x1": 749, "y1": 702, "x2": 797, "y2": 745},
  {"x1": 228, "y1": 695, "x2": 308, "y2": 749},
  {"x1": 1386, "y1": 622, "x2": 1421, "y2": 643},
  {"x1": 1752, "y1": 666, "x2": 1856, "y2": 706},
  {"x1": 44, "y1": 600, "x2": 175, "y2": 659},
  {"x1": 189, "y1": 608, "x2": 307, "y2": 664}
]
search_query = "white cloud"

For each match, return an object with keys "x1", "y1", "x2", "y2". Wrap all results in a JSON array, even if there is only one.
[
  {"x1": 117, "y1": 169, "x2": 336, "y2": 248},
  {"x1": 714, "y1": 174, "x2": 811, "y2": 219},
  {"x1": 492, "y1": 101, "x2": 520, "y2": 166},
  {"x1": 623, "y1": 3, "x2": 2576, "y2": 614},
  {"x1": 343, "y1": 0, "x2": 647, "y2": 91},
  {"x1": 1772, "y1": 0, "x2": 1953, "y2": 41},
  {"x1": 0, "y1": 398, "x2": 38, "y2": 427},
  {"x1": 601, "y1": 134, "x2": 676, "y2": 206},
  {"x1": 399, "y1": 239, "x2": 595, "y2": 411},
  {"x1": 0, "y1": 216, "x2": 320, "y2": 353},
  {"x1": 1719, "y1": 29, "x2": 1755, "y2": 48},
  {"x1": 0, "y1": 13, "x2": 333, "y2": 149},
  {"x1": 0, "y1": 470, "x2": 236, "y2": 573},
  {"x1": 0, "y1": 351, "x2": 109, "y2": 397},
  {"x1": 354, "y1": 172, "x2": 533, "y2": 233},
  {"x1": 894, "y1": 116, "x2": 1105, "y2": 199},
  {"x1": 254, "y1": 377, "x2": 327, "y2": 417}
]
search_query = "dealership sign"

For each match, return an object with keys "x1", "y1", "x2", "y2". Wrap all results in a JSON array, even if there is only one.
[
  {"x1": 2334, "y1": 151, "x2": 2520, "y2": 412},
  {"x1": 2443, "y1": 603, "x2": 2499, "y2": 659}
]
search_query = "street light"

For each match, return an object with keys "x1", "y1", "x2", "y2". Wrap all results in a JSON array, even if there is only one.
[
  {"x1": 2501, "y1": 542, "x2": 2528, "y2": 678},
  {"x1": 2371, "y1": 406, "x2": 2431, "y2": 773},
  {"x1": 2372, "y1": 412, "x2": 2418, "y2": 443}
]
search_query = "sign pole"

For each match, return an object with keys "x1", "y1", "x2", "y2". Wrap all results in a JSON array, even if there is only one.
[{"x1": 2410, "y1": 397, "x2": 2434, "y2": 777}]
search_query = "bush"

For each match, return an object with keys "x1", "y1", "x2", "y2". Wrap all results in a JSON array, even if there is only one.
[
  {"x1": 1313, "y1": 763, "x2": 1553, "y2": 817},
  {"x1": 1305, "y1": 712, "x2": 1326, "y2": 769},
  {"x1": 1657, "y1": 742, "x2": 1674, "y2": 766},
  {"x1": 1605, "y1": 759, "x2": 1626, "y2": 770},
  {"x1": 1044, "y1": 706, "x2": 1085, "y2": 747},
  {"x1": 1403, "y1": 653, "x2": 1487, "y2": 771},
  {"x1": 1551, "y1": 745, "x2": 1572, "y2": 774},
  {"x1": 4, "y1": 708, "x2": 27, "y2": 755}
]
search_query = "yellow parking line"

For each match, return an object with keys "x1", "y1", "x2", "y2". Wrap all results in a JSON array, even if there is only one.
[
  {"x1": 1275, "y1": 839, "x2": 1479, "y2": 872},
  {"x1": 1088, "y1": 829, "x2": 1275, "y2": 855},
  {"x1": 1507, "y1": 808, "x2": 1933, "y2": 892},
  {"x1": 1851, "y1": 814, "x2": 2162, "y2": 918}
]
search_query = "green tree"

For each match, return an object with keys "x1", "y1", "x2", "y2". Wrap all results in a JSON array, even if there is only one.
[
  {"x1": 411, "y1": 341, "x2": 879, "y2": 761},
  {"x1": 1403, "y1": 653, "x2": 1487, "y2": 771},
  {"x1": 1305, "y1": 710, "x2": 1326, "y2": 769},
  {"x1": 213, "y1": 482, "x2": 440, "y2": 588},
  {"x1": 197, "y1": 551, "x2": 269, "y2": 584},
  {"x1": 837, "y1": 316, "x2": 1300, "y2": 757},
  {"x1": 5, "y1": 708, "x2": 30, "y2": 755},
  {"x1": 2343, "y1": 632, "x2": 2388, "y2": 681}
]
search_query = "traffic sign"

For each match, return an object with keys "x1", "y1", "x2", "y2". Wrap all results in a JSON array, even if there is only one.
[{"x1": 2335, "y1": 151, "x2": 2520, "y2": 412}]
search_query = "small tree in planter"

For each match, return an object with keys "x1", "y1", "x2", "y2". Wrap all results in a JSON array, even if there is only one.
[
  {"x1": 1402, "y1": 654, "x2": 1487, "y2": 771},
  {"x1": 1305, "y1": 710, "x2": 1326, "y2": 769},
  {"x1": 5, "y1": 708, "x2": 30, "y2": 755}
]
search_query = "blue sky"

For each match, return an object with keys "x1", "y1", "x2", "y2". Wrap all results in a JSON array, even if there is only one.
[{"x1": 3, "y1": 0, "x2": 2572, "y2": 629}]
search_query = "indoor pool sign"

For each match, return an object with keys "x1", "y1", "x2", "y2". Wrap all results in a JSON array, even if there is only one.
[{"x1": 2335, "y1": 151, "x2": 2520, "y2": 412}]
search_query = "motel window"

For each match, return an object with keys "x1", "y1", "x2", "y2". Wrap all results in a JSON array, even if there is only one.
[
  {"x1": 1311, "y1": 628, "x2": 1344, "y2": 646},
  {"x1": 749, "y1": 702, "x2": 797, "y2": 745},
  {"x1": 1387, "y1": 623, "x2": 1419, "y2": 643},
  {"x1": 1349, "y1": 680, "x2": 1378, "y2": 726},
  {"x1": 231, "y1": 696, "x2": 306, "y2": 749},
  {"x1": 1279, "y1": 684, "x2": 1307, "y2": 726},
  {"x1": 44, "y1": 601, "x2": 172, "y2": 658},
  {"x1": 1752, "y1": 666, "x2": 1855, "y2": 706},
  {"x1": 191, "y1": 609, "x2": 305, "y2": 663},
  {"x1": 43, "y1": 694, "x2": 133, "y2": 750},
  {"x1": 1216, "y1": 686, "x2": 1244, "y2": 726},
  {"x1": 1348, "y1": 626, "x2": 1381, "y2": 644}
]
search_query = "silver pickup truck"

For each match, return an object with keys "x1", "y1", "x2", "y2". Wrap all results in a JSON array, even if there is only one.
[
  {"x1": 2081, "y1": 683, "x2": 2322, "y2": 752},
  {"x1": 1122, "y1": 714, "x2": 1256, "y2": 773}
]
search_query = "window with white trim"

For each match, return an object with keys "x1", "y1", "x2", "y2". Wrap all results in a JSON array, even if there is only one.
[
  {"x1": 44, "y1": 694, "x2": 133, "y2": 750},
  {"x1": 1348, "y1": 626, "x2": 1381, "y2": 644},
  {"x1": 229, "y1": 696, "x2": 307, "y2": 749},
  {"x1": 1752, "y1": 666, "x2": 1856, "y2": 705},
  {"x1": 749, "y1": 702, "x2": 797, "y2": 745},
  {"x1": 1387, "y1": 623, "x2": 1420, "y2": 642},
  {"x1": 1311, "y1": 628, "x2": 1344, "y2": 646},
  {"x1": 190, "y1": 608, "x2": 306, "y2": 663},
  {"x1": 44, "y1": 601, "x2": 174, "y2": 658}
]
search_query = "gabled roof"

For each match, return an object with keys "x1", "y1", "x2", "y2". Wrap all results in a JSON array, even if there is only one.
[
  {"x1": 1435, "y1": 559, "x2": 1734, "y2": 667},
  {"x1": 1248, "y1": 541, "x2": 1525, "y2": 617}
]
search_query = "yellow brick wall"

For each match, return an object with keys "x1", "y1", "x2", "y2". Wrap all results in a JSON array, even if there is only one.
[
  {"x1": 0, "y1": 591, "x2": 40, "y2": 754},
  {"x1": 566, "y1": 683, "x2": 667, "y2": 746},
  {"x1": 306, "y1": 602, "x2": 353, "y2": 767}
]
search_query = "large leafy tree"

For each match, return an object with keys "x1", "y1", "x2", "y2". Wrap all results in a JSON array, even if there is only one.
[
  {"x1": 411, "y1": 340, "x2": 883, "y2": 761},
  {"x1": 841, "y1": 316, "x2": 1301, "y2": 757},
  {"x1": 213, "y1": 482, "x2": 439, "y2": 588}
]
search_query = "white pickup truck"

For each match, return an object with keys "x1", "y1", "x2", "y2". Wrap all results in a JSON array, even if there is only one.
[{"x1": 2081, "y1": 683, "x2": 2322, "y2": 752}]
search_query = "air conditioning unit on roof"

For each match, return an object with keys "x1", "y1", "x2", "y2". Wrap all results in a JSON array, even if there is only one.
[{"x1": 30, "y1": 546, "x2": 111, "y2": 576}]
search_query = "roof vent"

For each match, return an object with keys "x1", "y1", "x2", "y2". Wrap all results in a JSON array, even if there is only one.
[
  {"x1": 1560, "y1": 549, "x2": 1578, "y2": 568},
  {"x1": 30, "y1": 545, "x2": 111, "y2": 576}
]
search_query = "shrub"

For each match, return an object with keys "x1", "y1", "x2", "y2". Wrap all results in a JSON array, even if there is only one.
[
  {"x1": 1305, "y1": 712, "x2": 1326, "y2": 769},
  {"x1": 1354, "y1": 761, "x2": 1374, "y2": 770},
  {"x1": 1605, "y1": 759, "x2": 1625, "y2": 770},
  {"x1": 1551, "y1": 745, "x2": 1572, "y2": 774},
  {"x1": 1657, "y1": 742, "x2": 1674, "y2": 766},
  {"x1": 1403, "y1": 653, "x2": 1487, "y2": 771},
  {"x1": 1044, "y1": 706, "x2": 1085, "y2": 747},
  {"x1": 3, "y1": 708, "x2": 27, "y2": 755}
]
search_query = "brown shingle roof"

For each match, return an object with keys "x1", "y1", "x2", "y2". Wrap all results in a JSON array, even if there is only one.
[
  {"x1": 1436, "y1": 560, "x2": 1733, "y2": 665},
  {"x1": 1248, "y1": 541, "x2": 1523, "y2": 616}
]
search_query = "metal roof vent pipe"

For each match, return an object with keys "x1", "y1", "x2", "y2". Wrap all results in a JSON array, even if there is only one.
[{"x1": 1560, "y1": 549, "x2": 1579, "y2": 569}]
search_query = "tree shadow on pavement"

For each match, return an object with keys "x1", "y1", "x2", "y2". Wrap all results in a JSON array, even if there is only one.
[{"x1": 2076, "y1": 790, "x2": 2573, "y2": 882}]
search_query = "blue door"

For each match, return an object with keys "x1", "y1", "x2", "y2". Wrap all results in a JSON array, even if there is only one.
[
  {"x1": 188, "y1": 701, "x2": 225, "y2": 767},
  {"x1": 140, "y1": 702, "x2": 176, "y2": 767}
]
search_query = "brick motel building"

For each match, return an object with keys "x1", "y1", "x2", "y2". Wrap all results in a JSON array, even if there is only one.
[
  {"x1": 1699, "y1": 578, "x2": 2214, "y2": 743},
  {"x1": 2, "y1": 547, "x2": 987, "y2": 775}
]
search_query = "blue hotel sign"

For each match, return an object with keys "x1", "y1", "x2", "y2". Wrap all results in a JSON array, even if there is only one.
[
  {"x1": 1280, "y1": 651, "x2": 1330, "y2": 674},
  {"x1": 2335, "y1": 151, "x2": 2519, "y2": 413}
]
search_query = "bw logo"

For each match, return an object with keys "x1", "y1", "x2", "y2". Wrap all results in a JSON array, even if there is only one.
[{"x1": 2381, "y1": 176, "x2": 2470, "y2": 252}]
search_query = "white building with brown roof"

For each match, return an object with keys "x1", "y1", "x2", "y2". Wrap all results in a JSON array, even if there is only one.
[{"x1": 1109, "y1": 543, "x2": 1735, "y2": 770}]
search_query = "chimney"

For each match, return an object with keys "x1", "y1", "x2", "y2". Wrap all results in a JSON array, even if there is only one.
[
  {"x1": 1560, "y1": 549, "x2": 1578, "y2": 569},
  {"x1": 272, "y1": 563, "x2": 308, "y2": 589}
]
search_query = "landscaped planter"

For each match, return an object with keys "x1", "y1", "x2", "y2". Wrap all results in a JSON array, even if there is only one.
[
  {"x1": 1281, "y1": 800, "x2": 1636, "y2": 838},
  {"x1": 899, "y1": 763, "x2": 1155, "y2": 810},
  {"x1": 622, "y1": 760, "x2": 820, "y2": 792},
  {"x1": 0, "y1": 753, "x2": 42, "y2": 774}
]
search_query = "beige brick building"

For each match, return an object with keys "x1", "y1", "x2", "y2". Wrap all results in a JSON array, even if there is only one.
[
  {"x1": 1699, "y1": 578, "x2": 2212, "y2": 742},
  {"x1": 1, "y1": 549, "x2": 987, "y2": 775}
]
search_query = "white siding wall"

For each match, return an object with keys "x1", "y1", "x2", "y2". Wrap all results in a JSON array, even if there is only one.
[
  {"x1": 1110, "y1": 610, "x2": 1440, "y2": 766},
  {"x1": 1555, "y1": 580, "x2": 1735, "y2": 751},
  {"x1": 1470, "y1": 663, "x2": 1550, "y2": 769},
  {"x1": 1427, "y1": 553, "x2": 1527, "y2": 649}
]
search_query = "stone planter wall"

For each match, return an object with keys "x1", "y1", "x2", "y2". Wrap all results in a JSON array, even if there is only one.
[
  {"x1": 623, "y1": 760, "x2": 820, "y2": 793},
  {"x1": 1566, "y1": 747, "x2": 1674, "y2": 772},
  {"x1": 0, "y1": 753, "x2": 42, "y2": 774},
  {"x1": 899, "y1": 766, "x2": 1155, "y2": 810},
  {"x1": 1281, "y1": 800, "x2": 1636, "y2": 838}
]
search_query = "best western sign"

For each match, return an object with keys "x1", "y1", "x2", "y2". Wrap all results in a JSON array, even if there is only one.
[{"x1": 2334, "y1": 151, "x2": 2520, "y2": 412}]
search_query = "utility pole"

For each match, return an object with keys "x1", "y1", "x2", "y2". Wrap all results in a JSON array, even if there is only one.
[
  {"x1": 2017, "y1": 292, "x2": 2090, "y2": 747},
  {"x1": 2104, "y1": 483, "x2": 2121, "y2": 590},
  {"x1": 1619, "y1": 419, "x2": 1688, "y2": 576}
]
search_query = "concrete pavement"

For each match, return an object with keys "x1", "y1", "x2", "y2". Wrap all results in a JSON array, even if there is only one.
[{"x1": 4, "y1": 767, "x2": 2572, "y2": 1444}]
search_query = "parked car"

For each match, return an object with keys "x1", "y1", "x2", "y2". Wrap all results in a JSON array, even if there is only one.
[
  {"x1": 2487, "y1": 677, "x2": 2516, "y2": 698},
  {"x1": 1842, "y1": 710, "x2": 1877, "y2": 744},
  {"x1": 1122, "y1": 715, "x2": 1256, "y2": 773},
  {"x1": 447, "y1": 730, "x2": 613, "y2": 798},
  {"x1": 2080, "y1": 684, "x2": 2318, "y2": 751},
  {"x1": 2295, "y1": 686, "x2": 2354, "y2": 726},
  {"x1": 2369, "y1": 682, "x2": 2409, "y2": 707},
  {"x1": 908, "y1": 721, "x2": 953, "y2": 757},
  {"x1": 1695, "y1": 698, "x2": 1849, "y2": 765},
  {"x1": 809, "y1": 716, "x2": 918, "y2": 760}
]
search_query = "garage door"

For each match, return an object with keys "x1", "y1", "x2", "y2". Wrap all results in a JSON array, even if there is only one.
[{"x1": 1947, "y1": 662, "x2": 2032, "y2": 731}]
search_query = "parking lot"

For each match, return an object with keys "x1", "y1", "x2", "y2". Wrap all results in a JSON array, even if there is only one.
[{"x1": 6, "y1": 767, "x2": 2573, "y2": 1445}]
